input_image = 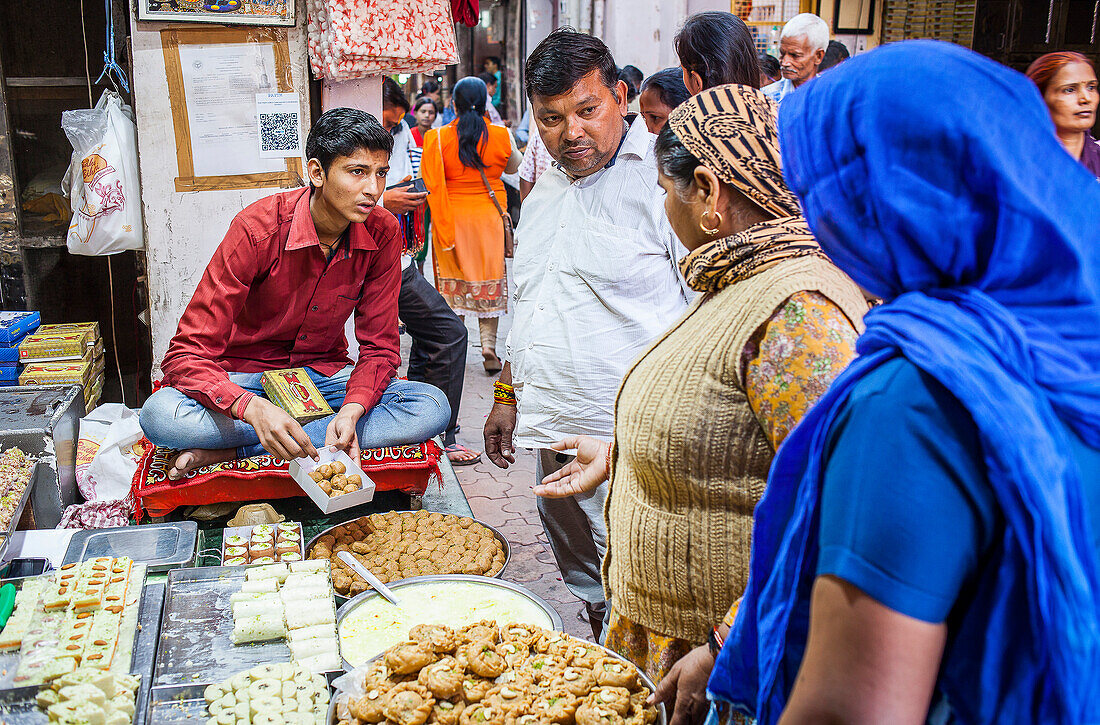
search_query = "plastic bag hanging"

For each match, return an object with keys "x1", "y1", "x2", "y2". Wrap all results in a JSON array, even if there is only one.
[{"x1": 62, "y1": 90, "x2": 144, "y2": 255}]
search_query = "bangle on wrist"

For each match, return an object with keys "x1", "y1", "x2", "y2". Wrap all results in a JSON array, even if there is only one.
[
  {"x1": 605, "y1": 443, "x2": 613, "y2": 479},
  {"x1": 493, "y1": 381, "x2": 517, "y2": 406},
  {"x1": 707, "y1": 625, "x2": 725, "y2": 658}
]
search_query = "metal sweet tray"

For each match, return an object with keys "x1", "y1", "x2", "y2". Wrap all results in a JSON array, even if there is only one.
[
  {"x1": 0, "y1": 460, "x2": 45, "y2": 564},
  {"x1": 327, "y1": 638, "x2": 667, "y2": 725},
  {"x1": 335, "y1": 574, "x2": 564, "y2": 671},
  {"x1": 305, "y1": 512, "x2": 512, "y2": 604},
  {"x1": 143, "y1": 683, "x2": 209, "y2": 723},
  {"x1": 0, "y1": 577, "x2": 164, "y2": 725},
  {"x1": 154, "y1": 566, "x2": 304, "y2": 687},
  {"x1": 63, "y1": 522, "x2": 197, "y2": 572}
]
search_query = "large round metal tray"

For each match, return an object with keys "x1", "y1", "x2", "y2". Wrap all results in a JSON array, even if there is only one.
[
  {"x1": 305, "y1": 511, "x2": 512, "y2": 604},
  {"x1": 327, "y1": 629, "x2": 668, "y2": 725},
  {"x1": 334, "y1": 574, "x2": 564, "y2": 671}
]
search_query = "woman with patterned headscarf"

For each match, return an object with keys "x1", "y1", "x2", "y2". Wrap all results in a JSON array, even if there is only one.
[{"x1": 534, "y1": 84, "x2": 867, "y2": 721}]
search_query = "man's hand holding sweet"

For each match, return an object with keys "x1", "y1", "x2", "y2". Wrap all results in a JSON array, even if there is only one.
[
  {"x1": 383, "y1": 176, "x2": 428, "y2": 214},
  {"x1": 325, "y1": 403, "x2": 365, "y2": 465},
  {"x1": 243, "y1": 396, "x2": 319, "y2": 462}
]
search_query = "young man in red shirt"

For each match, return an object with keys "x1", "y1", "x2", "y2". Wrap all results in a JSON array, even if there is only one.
[{"x1": 139, "y1": 108, "x2": 450, "y2": 479}]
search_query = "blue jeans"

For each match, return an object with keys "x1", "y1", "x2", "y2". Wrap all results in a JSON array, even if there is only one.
[{"x1": 139, "y1": 367, "x2": 450, "y2": 458}]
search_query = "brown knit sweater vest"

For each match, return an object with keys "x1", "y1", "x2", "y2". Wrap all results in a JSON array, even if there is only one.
[{"x1": 603, "y1": 255, "x2": 868, "y2": 642}]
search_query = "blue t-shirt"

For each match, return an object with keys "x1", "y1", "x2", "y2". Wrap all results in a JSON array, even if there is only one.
[{"x1": 817, "y1": 357, "x2": 1100, "y2": 624}]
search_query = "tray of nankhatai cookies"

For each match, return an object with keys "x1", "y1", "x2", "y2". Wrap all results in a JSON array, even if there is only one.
[
  {"x1": 305, "y1": 511, "x2": 510, "y2": 602},
  {"x1": 328, "y1": 620, "x2": 665, "y2": 725}
]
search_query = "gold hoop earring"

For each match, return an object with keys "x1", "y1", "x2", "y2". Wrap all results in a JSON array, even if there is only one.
[{"x1": 700, "y1": 210, "x2": 723, "y2": 236}]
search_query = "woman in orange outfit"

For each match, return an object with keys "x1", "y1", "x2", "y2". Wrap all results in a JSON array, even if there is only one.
[{"x1": 422, "y1": 76, "x2": 521, "y2": 373}]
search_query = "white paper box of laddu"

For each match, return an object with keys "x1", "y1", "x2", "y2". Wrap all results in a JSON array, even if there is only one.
[{"x1": 289, "y1": 446, "x2": 376, "y2": 513}]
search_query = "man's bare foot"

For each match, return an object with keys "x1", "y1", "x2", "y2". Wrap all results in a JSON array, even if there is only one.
[{"x1": 167, "y1": 448, "x2": 236, "y2": 480}]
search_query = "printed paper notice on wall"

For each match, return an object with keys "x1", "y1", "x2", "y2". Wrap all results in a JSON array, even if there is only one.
[{"x1": 256, "y1": 93, "x2": 302, "y2": 159}]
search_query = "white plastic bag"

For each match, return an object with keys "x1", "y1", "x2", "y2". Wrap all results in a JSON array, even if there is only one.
[
  {"x1": 76, "y1": 404, "x2": 144, "y2": 502},
  {"x1": 62, "y1": 90, "x2": 144, "y2": 255},
  {"x1": 63, "y1": 404, "x2": 145, "y2": 529}
]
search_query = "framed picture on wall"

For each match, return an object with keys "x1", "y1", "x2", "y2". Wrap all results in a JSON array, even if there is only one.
[
  {"x1": 834, "y1": 0, "x2": 875, "y2": 34},
  {"x1": 138, "y1": 0, "x2": 295, "y2": 26}
]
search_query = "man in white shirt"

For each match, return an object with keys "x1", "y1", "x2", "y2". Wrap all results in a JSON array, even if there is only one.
[
  {"x1": 483, "y1": 29, "x2": 692, "y2": 640},
  {"x1": 380, "y1": 79, "x2": 481, "y2": 465},
  {"x1": 762, "y1": 13, "x2": 829, "y2": 106}
]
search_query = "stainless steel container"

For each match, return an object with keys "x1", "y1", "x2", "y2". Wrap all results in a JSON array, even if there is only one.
[
  {"x1": 335, "y1": 574, "x2": 564, "y2": 671},
  {"x1": 305, "y1": 513, "x2": 512, "y2": 604},
  {"x1": 327, "y1": 619, "x2": 668, "y2": 725},
  {"x1": 0, "y1": 384, "x2": 84, "y2": 529}
]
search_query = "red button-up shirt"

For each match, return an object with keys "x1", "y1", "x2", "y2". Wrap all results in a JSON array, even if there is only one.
[{"x1": 160, "y1": 186, "x2": 402, "y2": 419}]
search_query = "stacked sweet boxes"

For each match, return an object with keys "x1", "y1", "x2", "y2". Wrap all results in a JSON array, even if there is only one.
[
  {"x1": 0, "y1": 312, "x2": 41, "y2": 387},
  {"x1": 18, "y1": 323, "x2": 104, "y2": 410}
]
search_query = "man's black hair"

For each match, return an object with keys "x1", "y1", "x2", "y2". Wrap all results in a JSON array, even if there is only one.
[
  {"x1": 483, "y1": 55, "x2": 501, "y2": 69},
  {"x1": 305, "y1": 107, "x2": 392, "y2": 174},
  {"x1": 621, "y1": 64, "x2": 644, "y2": 93},
  {"x1": 525, "y1": 27, "x2": 619, "y2": 100},
  {"x1": 759, "y1": 52, "x2": 781, "y2": 82},
  {"x1": 675, "y1": 12, "x2": 760, "y2": 89},
  {"x1": 820, "y1": 40, "x2": 850, "y2": 72},
  {"x1": 477, "y1": 71, "x2": 498, "y2": 89},
  {"x1": 640, "y1": 67, "x2": 690, "y2": 110},
  {"x1": 618, "y1": 67, "x2": 639, "y2": 102},
  {"x1": 421, "y1": 79, "x2": 441, "y2": 95},
  {"x1": 382, "y1": 76, "x2": 411, "y2": 112}
]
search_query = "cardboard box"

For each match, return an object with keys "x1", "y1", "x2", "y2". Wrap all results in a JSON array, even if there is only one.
[
  {"x1": 19, "y1": 356, "x2": 99, "y2": 389},
  {"x1": 288, "y1": 447, "x2": 375, "y2": 514},
  {"x1": 0, "y1": 366, "x2": 20, "y2": 383},
  {"x1": 36, "y1": 321, "x2": 100, "y2": 339},
  {"x1": 84, "y1": 375, "x2": 104, "y2": 409},
  {"x1": 260, "y1": 368, "x2": 334, "y2": 423},
  {"x1": 0, "y1": 347, "x2": 20, "y2": 362},
  {"x1": 19, "y1": 327, "x2": 101, "y2": 364},
  {"x1": 0, "y1": 312, "x2": 40, "y2": 345}
]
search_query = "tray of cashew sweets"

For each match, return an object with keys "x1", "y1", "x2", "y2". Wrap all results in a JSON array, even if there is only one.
[
  {"x1": 328, "y1": 621, "x2": 665, "y2": 725},
  {"x1": 306, "y1": 511, "x2": 510, "y2": 603}
]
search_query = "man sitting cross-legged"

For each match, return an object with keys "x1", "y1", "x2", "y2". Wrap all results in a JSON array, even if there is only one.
[{"x1": 140, "y1": 108, "x2": 451, "y2": 479}]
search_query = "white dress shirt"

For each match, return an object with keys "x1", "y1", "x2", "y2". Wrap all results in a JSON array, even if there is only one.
[{"x1": 507, "y1": 116, "x2": 694, "y2": 448}]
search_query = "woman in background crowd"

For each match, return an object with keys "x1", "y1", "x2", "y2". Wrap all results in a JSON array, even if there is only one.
[
  {"x1": 536, "y1": 85, "x2": 866, "y2": 724},
  {"x1": 639, "y1": 67, "x2": 690, "y2": 134},
  {"x1": 712, "y1": 41, "x2": 1100, "y2": 725},
  {"x1": 408, "y1": 96, "x2": 437, "y2": 175},
  {"x1": 422, "y1": 77, "x2": 521, "y2": 373},
  {"x1": 1026, "y1": 51, "x2": 1100, "y2": 176},
  {"x1": 759, "y1": 53, "x2": 781, "y2": 85},
  {"x1": 675, "y1": 11, "x2": 760, "y2": 94},
  {"x1": 405, "y1": 96, "x2": 437, "y2": 274},
  {"x1": 621, "y1": 64, "x2": 645, "y2": 113}
]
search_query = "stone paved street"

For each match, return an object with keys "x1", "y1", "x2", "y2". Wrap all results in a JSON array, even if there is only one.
[{"x1": 400, "y1": 269, "x2": 592, "y2": 640}]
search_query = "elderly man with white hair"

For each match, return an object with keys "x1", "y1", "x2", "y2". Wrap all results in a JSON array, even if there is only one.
[{"x1": 763, "y1": 13, "x2": 830, "y2": 106}]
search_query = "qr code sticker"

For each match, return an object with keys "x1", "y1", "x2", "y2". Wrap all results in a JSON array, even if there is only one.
[{"x1": 259, "y1": 112, "x2": 299, "y2": 152}]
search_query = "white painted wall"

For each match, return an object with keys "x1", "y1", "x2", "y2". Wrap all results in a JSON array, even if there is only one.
[
  {"x1": 129, "y1": 0, "x2": 312, "y2": 378},
  {"x1": 601, "y1": 0, "x2": 728, "y2": 73}
]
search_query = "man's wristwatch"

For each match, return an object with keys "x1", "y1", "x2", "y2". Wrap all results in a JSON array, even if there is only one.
[{"x1": 707, "y1": 626, "x2": 725, "y2": 658}]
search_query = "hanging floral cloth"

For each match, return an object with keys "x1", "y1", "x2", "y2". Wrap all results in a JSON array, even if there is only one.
[
  {"x1": 307, "y1": 0, "x2": 460, "y2": 80},
  {"x1": 452, "y1": 0, "x2": 479, "y2": 27}
]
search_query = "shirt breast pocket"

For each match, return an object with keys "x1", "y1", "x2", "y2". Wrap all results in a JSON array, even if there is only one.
[{"x1": 565, "y1": 218, "x2": 645, "y2": 288}]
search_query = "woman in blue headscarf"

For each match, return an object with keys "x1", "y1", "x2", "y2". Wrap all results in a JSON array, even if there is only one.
[{"x1": 707, "y1": 41, "x2": 1100, "y2": 723}]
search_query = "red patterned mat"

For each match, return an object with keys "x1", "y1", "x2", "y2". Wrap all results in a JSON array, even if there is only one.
[{"x1": 130, "y1": 439, "x2": 442, "y2": 518}]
